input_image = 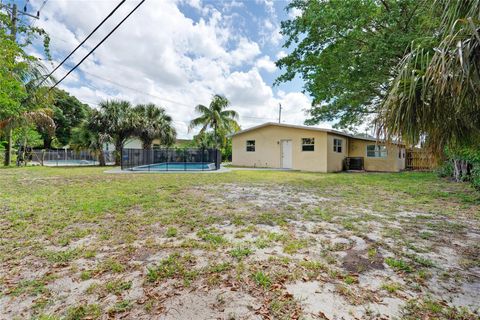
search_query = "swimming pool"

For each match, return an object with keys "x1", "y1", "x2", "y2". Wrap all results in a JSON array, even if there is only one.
[
  {"x1": 42, "y1": 159, "x2": 98, "y2": 166},
  {"x1": 129, "y1": 162, "x2": 216, "y2": 171}
]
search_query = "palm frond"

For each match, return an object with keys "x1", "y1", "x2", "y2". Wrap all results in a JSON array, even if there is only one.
[
  {"x1": 0, "y1": 109, "x2": 55, "y2": 135},
  {"x1": 378, "y1": 0, "x2": 480, "y2": 155}
]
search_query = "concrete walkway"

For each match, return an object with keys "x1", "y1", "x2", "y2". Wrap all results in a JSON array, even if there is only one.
[{"x1": 227, "y1": 166, "x2": 295, "y2": 171}]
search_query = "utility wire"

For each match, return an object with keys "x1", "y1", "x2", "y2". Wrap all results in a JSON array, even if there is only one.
[
  {"x1": 50, "y1": 0, "x2": 145, "y2": 91},
  {"x1": 49, "y1": 59, "x2": 297, "y2": 122},
  {"x1": 38, "y1": 0, "x2": 48, "y2": 13},
  {"x1": 37, "y1": 0, "x2": 126, "y2": 87},
  {"x1": 81, "y1": 69, "x2": 193, "y2": 108}
]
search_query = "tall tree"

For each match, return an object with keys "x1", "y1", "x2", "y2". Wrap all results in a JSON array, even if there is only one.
[
  {"x1": 189, "y1": 94, "x2": 240, "y2": 148},
  {"x1": 0, "y1": 6, "x2": 52, "y2": 165},
  {"x1": 39, "y1": 89, "x2": 90, "y2": 149},
  {"x1": 98, "y1": 100, "x2": 136, "y2": 165},
  {"x1": 70, "y1": 110, "x2": 111, "y2": 166},
  {"x1": 378, "y1": 0, "x2": 480, "y2": 155},
  {"x1": 0, "y1": 109, "x2": 55, "y2": 140},
  {"x1": 0, "y1": 21, "x2": 26, "y2": 122},
  {"x1": 276, "y1": 0, "x2": 437, "y2": 129},
  {"x1": 133, "y1": 103, "x2": 176, "y2": 149}
]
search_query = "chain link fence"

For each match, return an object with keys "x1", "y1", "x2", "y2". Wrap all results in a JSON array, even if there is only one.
[{"x1": 29, "y1": 149, "x2": 115, "y2": 166}]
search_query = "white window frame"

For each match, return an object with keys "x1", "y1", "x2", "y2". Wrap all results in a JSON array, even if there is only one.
[
  {"x1": 366, "y1": 145, "x2": 387, "y2": 158},
  {"x1": 333, "y1": 138, "x2": 343, "y2": 153},
  {"x1": 246, "y1": 140, "x2": 255, "y2": 152},
  {"x1": 301, "y1": 138, "x2": 315, "y2": 151}
]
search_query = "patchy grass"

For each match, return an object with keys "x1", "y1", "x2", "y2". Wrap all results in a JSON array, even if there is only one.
[
  {"x1": 229, "y1": 246, "x2": 253, "y2": 260},
  {"x1": 64, "y1": 304, "x2": 101, "y2": 320},
  {"x1": 385, "y1": 257, "x2": 414, "y2": 273},
  {"x1": 165, "y1": 226, "x2": 178, "y2": 238},
  {"x1": 105, "y1": 279, "x2": 132, "y2": 295},
  {"x1": 253, "y1": 271, "x2": 272, "y2": 289},
  {"x1": 146, "y1": 253, "x2": 197, "y2": 284},
  {"x1": 0, "y1": 167, "x2": 479, "y2": 319}
]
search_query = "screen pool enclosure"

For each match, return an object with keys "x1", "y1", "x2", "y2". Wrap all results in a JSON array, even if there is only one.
[{"x1": 121, "y1": 148, "x2": 221, "y2": 171}]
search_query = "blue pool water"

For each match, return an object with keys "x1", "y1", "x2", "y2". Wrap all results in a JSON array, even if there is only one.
[
  {"x1": 130, "y1": 162, "x2": 215, "y2": 171},
  {"x1": 43, "y1": 159, "x2": 97, "y2": 166}
]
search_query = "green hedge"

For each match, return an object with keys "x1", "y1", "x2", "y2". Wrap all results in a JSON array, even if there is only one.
[{"x1": 437, "y1": 147, "x2": 480, "y2": 190}]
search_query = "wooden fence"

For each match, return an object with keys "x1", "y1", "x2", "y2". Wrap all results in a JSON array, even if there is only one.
[{"x1": 406, "y1": 149, "x2": 436, "y2": 171}]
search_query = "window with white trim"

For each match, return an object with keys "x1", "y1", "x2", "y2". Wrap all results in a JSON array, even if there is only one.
[
  {"x1": 367, "y1": 145, "x2": 387, "y2": 158},
  {"x1": 333, "y1": 138, "x2": 343, "y2": 153},
  {"x1": 302, "y1": 138, "x2": 315, "y2": 151},
  {"x1": 246, "y1": 140, "x2": 255, "y2": 152}
]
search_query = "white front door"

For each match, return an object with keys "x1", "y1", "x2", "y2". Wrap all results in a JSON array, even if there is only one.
[{"x1": 281, "y1": 140, "x2": 293, "y2": 169}]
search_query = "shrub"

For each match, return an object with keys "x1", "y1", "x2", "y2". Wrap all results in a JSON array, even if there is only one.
[
  {"x1": 442, "y1": 146, "x2": 480, "y2": 190},
  {"x1": 436, "y1": 161, "x2": 453, "y2": 178},
  {"x1": 471, "y1": 165, "x2": 480, "y2": 190}
]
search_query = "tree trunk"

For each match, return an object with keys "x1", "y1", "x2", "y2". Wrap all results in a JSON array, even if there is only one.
[
  {"x1": 461, "y1": 161, "x2": 470, "y2": 178},
  {"x1": 21, "y1": 136, "x2": 27, "y2": 167},
  {"x1": 214, "y1": 123, "x2": 218, "y2": 149},
  {"x1": 453, "y1": 159, "x2": 462, "y2": 182},
  {"x1": 453, "y1": 159, "x2": 472, "y2": 182},
  {"x1": 114, "y1": 139, "x2": 123, "y2": 166},
  {"x1": 43, "y1": 137, "x2": 52, "y2": 150},
  {"x1": 98, "y1": 150, "x2": 106, "y2": 167},
  {"x1": 4, "y1": 128, "x2": 12, "y2": 166}
]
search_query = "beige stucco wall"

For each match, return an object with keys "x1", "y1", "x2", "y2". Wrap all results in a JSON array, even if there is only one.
[
  {"x1": 326, "y1": 133, "x2": 348, "y2": 172},
  {"x1": 398, "y1": 147, "x2": 406, "y2": 170},
  {"x1": 232, "y1": 126, "x2": 329, "y2": 172},
  {"x1": 232, "y1": 124, "x2": 405, "y2": 173},
  {"x1": 348, "y1": 139, "x2": 404, "y2": 172}
]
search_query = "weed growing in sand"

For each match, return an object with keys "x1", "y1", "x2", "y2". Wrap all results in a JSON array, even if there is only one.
[{"x1": 253, "y1": 271, "x2": 272, "y2": 288}]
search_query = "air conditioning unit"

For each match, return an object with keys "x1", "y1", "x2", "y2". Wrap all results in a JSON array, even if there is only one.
[{"x1": 345, "y1": 157, "x2": 364, "y2": 171}]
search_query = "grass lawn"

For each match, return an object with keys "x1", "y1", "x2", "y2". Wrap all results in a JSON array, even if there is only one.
[{"x1": 0, "y1": 167, "x2": 479, "y2": 319}]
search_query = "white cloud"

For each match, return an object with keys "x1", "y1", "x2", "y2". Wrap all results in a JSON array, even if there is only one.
[
  {"x1": 229, "y1": 37, "x2": 261, "y2": 65},
  {"x1": 288, "y1": 7, "x2": 303, "y2": 19},
  {"x1": 29, "y1": 0, "x2": 319, "y2": 138},
  {"x1": 276, "y1": 50, "x2": 287, "y2": 59},
  {"x1": 255, "y1": 55, "x2": 277, "y2": 72}
]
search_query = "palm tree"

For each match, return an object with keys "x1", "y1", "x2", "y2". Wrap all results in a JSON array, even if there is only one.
[
  {"x1": 1, "y1": 109, "x2": 55, "y2": 165},
  {"x1": 2, "y1": 60, "x2": 54, "y2": 165},
  {"x1": 98, "y1": 100, "x2": 136, "y2": 165},
  {"x1": 377, "y1": 0, "x2": 480, "y2": 157},
  {"x1": 133, "y1": 104, "x2": 176, "y2": 149},
  {"x1": 70, "y1": 110, "x2": 111, "y2": 166},
  {"x1": 189, "y1": 94, "x2": 240, "y2": 148},
  {"x1": 193, "y1": 131, "x2": 215, "y2": 149}
]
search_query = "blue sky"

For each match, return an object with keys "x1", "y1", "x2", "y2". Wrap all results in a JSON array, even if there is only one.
[{"x1": 14, "y1": 0, "x2": 321, "y2": 138}]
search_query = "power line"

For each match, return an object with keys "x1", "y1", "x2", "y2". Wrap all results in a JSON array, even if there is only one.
[
  {"x1": 38, "y1": 0, "x2": 48, "y2": 13},
  {"x1": 49, "y1": 0, "x2": 146, "y2": 91},
  {"x1": 38, "y1": 0, "x2": 126, "y2": 88},
  {"x1": 29, "y1": 0, "x2": 48, "y2": 27},
  {"x1": 81, "y1": 70, "x2": 194, "y2": 108},
  {"x1": 47, "y1": 58, "x2": 299, "y2": 123},
  {"x1": 41, "y1": 56, "x2": 196, "y2": 109}
]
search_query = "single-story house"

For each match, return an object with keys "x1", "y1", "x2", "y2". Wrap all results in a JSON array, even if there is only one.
[{"x1": 231, "y1": 122, "x2": 406, "y2": 172}]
